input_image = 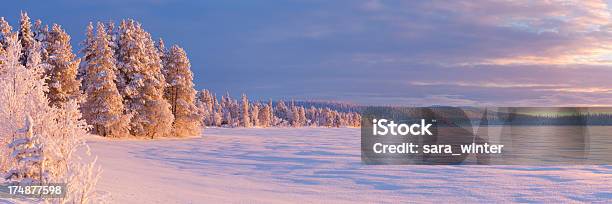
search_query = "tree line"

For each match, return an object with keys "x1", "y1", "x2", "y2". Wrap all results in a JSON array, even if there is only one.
[
  {"x1": 196, "y1": 90, "x2": 362, "y2": 128},
  {"x1": 0, "y1": 12, "x2": 362, "y2": 139}
]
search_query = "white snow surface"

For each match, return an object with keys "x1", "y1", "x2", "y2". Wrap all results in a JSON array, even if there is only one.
[{"x1": 79, "y1": 128, "x2": 612, "y2": 203}]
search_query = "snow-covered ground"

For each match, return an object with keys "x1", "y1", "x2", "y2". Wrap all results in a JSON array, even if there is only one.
[{"x1": 70, "y1": 128, "x2": 612, "y2": 203}]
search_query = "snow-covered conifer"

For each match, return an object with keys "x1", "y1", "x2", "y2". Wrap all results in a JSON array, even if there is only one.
[
  {"x1": 78, "y1": 22, "x2": 95, "y2": 82},
  {"x1": 0, "y1": 17, "x2": 12, "y2": 38},
  {"x1": 221, "y1": 93, "x2": 240, "y2": 126},
  {"x1": 0, "y1": 42, "x2": 4, "y2": 64},
  {"x1": 0, "y1": 44, "x2": 5, "y2": 67},
  {"x1": 213, "y1": 102, "x2": 223, "y2": 127},
  {"x1": 117, "y1": 20, "x2": 173, "y2": 138},
  {"x1": 322, "y1": 108, "x2": 333, "y2": 127},
  {"x1": 353, "y1": 113, "x2": 361, "y2": 127},
  {"x1": 275, "y1": 100, "x2": 289, "y2": 123},
  {"x1": 221, "y1": 94, "x2": 230, "y2": 125},
  {"x1": 33, "y1": 20, "x2": 46, "y2": 42},
  {"x1": 268, "y1": 100, "x2": 274, "y2": 125},
  {"x1": 333, "y1": 111, "x2": 342, "y2": 127},
  {"x1": 81, "y1": 22, "x2": 131, "y2": 137},
  {"x1": 251, "y1": 103, "x2": 259, "y2": 127},
  {"x1": 306, "y1": 107, "x2": 317, "y2": 126},
  {"x1": 161, "y1": 44, "x2": 200, "y2": 136},
  {"x1": 258, "y1": 104, "x2": 270, "y2": 127},
  {"x1": 32, "y1": 19, "x2": 49, "y2": 61},
  {"x1": 291, "y1": 103, "x2": 299, "y2": 127},
  {"x1": 298, "y1": 106, "x2": 306, "y2": 127},
  {"x1": 45, "y1": 24, "x2": 82, "y2": 107},
  {"x1": 241, "y1": 94, "x2": 251, "y2": 127},
  {"x1": 18, "y1": 12, "x2": 35, "y2": 66},
  {"x1": 196, "y1": 89, "x2": 215, "y2": 126},
  {"x1": 5, "y1": 114, "x2": 49, "y2": 184},
  {"x1": 0, "y1": 18, "x2": 11, "y2": 66},
  {"x1": 157, "y1": 38, "x2": 166, "y2": 56}
]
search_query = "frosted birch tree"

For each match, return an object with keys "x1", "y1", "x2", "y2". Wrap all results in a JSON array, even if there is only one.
[{"x1": 0, "y1": 31, "x2": 101, "y2": 203}]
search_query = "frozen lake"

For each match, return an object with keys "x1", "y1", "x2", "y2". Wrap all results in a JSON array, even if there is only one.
[{"x1": 86, "y1": 128, "x2": 612, "y2": 203}]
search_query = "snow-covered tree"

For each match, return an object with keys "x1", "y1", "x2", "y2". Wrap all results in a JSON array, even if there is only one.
[
  {"x1": 213, "y1": 102, "x2": 223, "y2": 127},
  {"x1": 0, "y1": 18, "x2": 10, "y2": 67},
  {"x1": 0, "y1": 45, "x2": 4, "y2": 67},
  {"x1": 5, "y1": 114, "x2": 49, "y2": 184},
  {"x1": 32, "y1": 20, "x2": 48, "y2": 43},
  {"x1": 0, "y1": 17, "x2": 11, "y2": 38},
  {"x1": 32, "y1": 19, "x2": 49, "y2": 62},
  {"x1": 105, "y1": 21, "x2": 119, "y2": 62},
  {"x1": 351, "y1": 112, "x2": 362, "y2": 127},
  {"x1": 220, "y1": 95, "x2": 230, "y2": 125},
  {"x1": 196, "y1": 89, "x2": 216, "y2": 126},
  {"x1": 258, "y1": 104, "x2": 271, "y2": 127},
  {"x1": 0, "y1": 43, "x2": 4, "y2": 66},
  {"x1": 221, "y1": 93, "x2": 238, "y2": 127},
  {"x1": 18, "y1": 12, "x2": 36, "y2": 66},
  {"x1": 251, "y1": 103, "x2": 259, "y2": 127},
  {"x1": 117, "y1": 20, "x2": 173, "y2": 138},
  {"x1": 78, "y1": 22, "x2": 95, "y2": 81},
  {"x1": 161, "y1": 44, "x2": 201, "y2": 136},
  {"x1": 290, "y1": 103, "x2": 300, "y2": 127},
  {"x1": 81, "y1": 22, "x2": 131, "y2": 137},
  {"x1": 156, "y1": 37, "x2": 166, "y2": 57},
  {"x1": 45, "y1": 24, "x2": 82, "y2": 107},
  {"x1": 298, "y1": 106, "x2": 306, "y2": 127},
  {"x1": 275, "y1": 100, "x2": 289, "y2": 122},
  {"x1": 268, "y1": 100, "x2": 274, "y2": 125},
  {"x1": 0, "y1": 30, "x2": 101, "y2": 202},
  {"x1": 321, "y1": 108, "x2": 333, "y2": 127},
  {"x1": 306, "y1": 107, "x2": 317, "y2": 126},
  {"x1": 205, "y1": 91, "x2": 215, "y2": 125},
  {"x1": 241, "y1": 94, "x2": 251, "y2": 127}
]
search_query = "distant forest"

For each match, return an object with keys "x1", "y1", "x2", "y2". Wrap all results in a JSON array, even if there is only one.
[
  {"x1": 361, "y1": 107, "x2": 612, "y2": 126},
  {"x1": 477, "y1": 112, "x2": 612, "y2": 126}
]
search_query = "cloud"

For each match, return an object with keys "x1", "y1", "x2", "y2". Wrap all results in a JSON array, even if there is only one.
[
  {"x1": 540, "y1": 87, "x2": 612, "y2": 93},
  {"x1": 203, "y1": 0, "x2": 612, "y2": 106},
  {"x1": 409, "y1": 81, "x2": 569, "y2": 89},
  {"x1": 405, "y1": 78, "x2": 612, "y2": 106},
  {"x1": 362, "y1": 94, "x2": 487, "y2": 107},
  {"x1": 344, "y1": 0, "x2": 612, "y2": 66}
]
